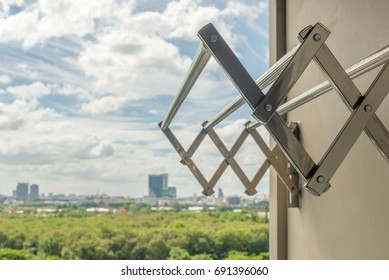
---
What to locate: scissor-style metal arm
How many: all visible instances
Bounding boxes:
[197,23,264,110]
[159,119,301,206]
[198,23,318,183]
[160,22,389,202]
[305,62,389,195]
[196,23,389,196]
[253,24,330,123]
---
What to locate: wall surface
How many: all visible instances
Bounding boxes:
[268,0,288,260]
[271,0,389,259]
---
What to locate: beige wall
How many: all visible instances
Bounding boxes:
[270,0,389,259]
[269,0,288,260]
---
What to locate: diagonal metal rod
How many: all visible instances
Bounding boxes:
[204,44,301,130]
[161,46,211,130]
[306,60,389,195]
[247,44,389,129]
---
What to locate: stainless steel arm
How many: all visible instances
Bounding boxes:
[160,22,389,199]
[204,44,300,130]
[159,23,302,200]
[198,23,317,181]
[247,44,389,129]
[253,23,330,123]
[160,46,211,130]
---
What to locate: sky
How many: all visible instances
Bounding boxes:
[0,0,270,198]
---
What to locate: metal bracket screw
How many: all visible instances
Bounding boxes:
[265,104,273,112]
[313,33,321,41]
[316,175,325,184]
[364,104,372,112]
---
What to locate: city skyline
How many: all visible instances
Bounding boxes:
[0,0,270,198]
[0,172,268,198]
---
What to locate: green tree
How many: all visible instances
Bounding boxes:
[224,250,269,260]
[168,247,191,260]
[0,248,31,260]
[191,253,213,260]
[40,232,64,257]
[0,209,268,260]
[145,235,170,260]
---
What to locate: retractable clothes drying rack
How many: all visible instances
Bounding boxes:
[159,22,389,207]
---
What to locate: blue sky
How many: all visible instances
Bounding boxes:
[0,0,269,197]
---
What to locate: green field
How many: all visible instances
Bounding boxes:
[0,208,268,260]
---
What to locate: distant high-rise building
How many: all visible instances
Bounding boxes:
[16,182,29,201]
[161,186,177,199]
[168,187,177,199]
[218,188,224,198]
[227,196,241,205]
[30,184,39,201]
[148,173,168,198]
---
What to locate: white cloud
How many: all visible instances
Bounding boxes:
[81,95,126,115]
[0,0,24,14]
[0,98,61,130]
[5,81,93,101]
[148,109,158,115]
[16,63,39,79]
[79,31,192,100]
[6,82,51,99]
[0,75,11,84]
[77,0,267,101]
[37,0,117,37]
[0,9,40,48]
[53,84,92,100]
[0,1,266,62]
[156,0,223,41]
[74,135,115,159]
[0,0,269,197]
[0,0,121,48]
[0,0,267,102]
[222,1,267,21]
